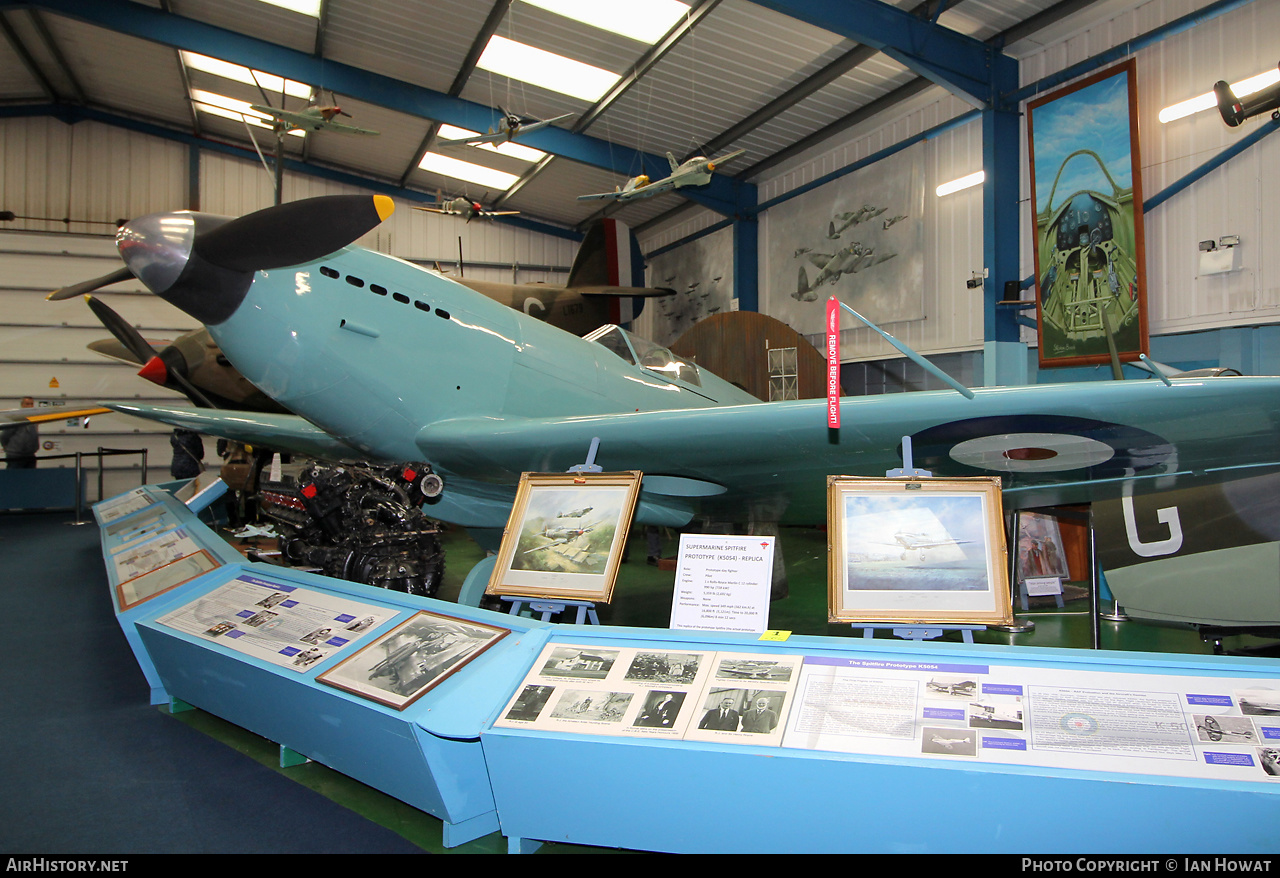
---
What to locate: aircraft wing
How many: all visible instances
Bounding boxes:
[103,403,364,460]
[576,189,627,202]
[416,377,1280,524]
[326,121,380,136]
[440,131,506,147]
[1,405,111,425]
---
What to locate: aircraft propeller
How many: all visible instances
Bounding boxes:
[49,194,393,404]
[83,295,218,409]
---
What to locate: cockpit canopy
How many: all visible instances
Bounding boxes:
[584,324,702,387]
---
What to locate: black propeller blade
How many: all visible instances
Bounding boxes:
[193,194,394,273]
[47,266,134,301]
[84,295,217,409]
[85,295,157,365]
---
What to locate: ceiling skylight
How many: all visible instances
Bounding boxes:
[520,0,690,44]
[477,36,619,102]
[436,124,546,163]
[181,51,313,101]
[256,0,323,16]
[418,153,521,191]
[190,89,304,136]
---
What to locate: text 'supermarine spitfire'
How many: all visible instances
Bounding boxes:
[65,196,1280,628]
[578,149,746,203]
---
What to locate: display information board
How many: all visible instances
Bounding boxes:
[495,643,1280,784]
[95,488,157,525]
[156,573,392,671]
[495,643,802,746]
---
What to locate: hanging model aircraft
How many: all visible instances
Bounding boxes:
[577,149,747,203]
[65,195,1280,628]
[437,109,573,148]
[248,103,380,136]
[413,196,519,222]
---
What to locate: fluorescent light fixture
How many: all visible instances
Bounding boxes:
[436,124,546,163]
[520,0,690,44]
[256,0,323,15]
[190,89,304,136]
[1159,66,1280,123]
[418,153,521,191]
[477,36,619,102]
[936,170,984,197]
[181,51,313,101]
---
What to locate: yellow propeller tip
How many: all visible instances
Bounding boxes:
[374,194,395,222]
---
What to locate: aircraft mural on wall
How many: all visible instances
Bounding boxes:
[578,149,746,203]
[56,195,1280,626]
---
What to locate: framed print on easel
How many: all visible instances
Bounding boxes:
[827,476,1012,626]
[485,471,642,604]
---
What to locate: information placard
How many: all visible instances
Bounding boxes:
[669,535,775,634]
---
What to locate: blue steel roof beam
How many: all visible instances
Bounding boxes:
[749,0,1001,108]
[3,0,744,212]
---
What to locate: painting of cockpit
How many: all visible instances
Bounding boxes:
[1028,59,1148,368]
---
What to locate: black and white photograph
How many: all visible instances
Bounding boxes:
[624,651,702,684]
[504,685,556,723]
[632,691,685,729]
[539,646,620,680]
[715,657,794,683]
[550,689,633,723]
[1238,690,1280,716]
[318,610,509,710]
[967,699,1024,731]
[921,727,978,757]
[1195,715,1257,744]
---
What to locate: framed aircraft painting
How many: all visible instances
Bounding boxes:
[485,471,643,604]
[1027,59,1149,369]
[826,476,1013,626]
[318,610,509,711]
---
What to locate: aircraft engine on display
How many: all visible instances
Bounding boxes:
[258,460,447,597]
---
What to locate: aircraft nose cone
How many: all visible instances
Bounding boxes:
[116,210,250,325]
[116,212,196,297]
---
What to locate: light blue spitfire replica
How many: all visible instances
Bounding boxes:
[99,196,1280,624]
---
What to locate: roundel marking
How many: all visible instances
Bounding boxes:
[908,416,1174,479]
[949,432,1115,473]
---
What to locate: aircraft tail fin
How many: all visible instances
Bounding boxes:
[667,152,680,173]
[566,219,661,324]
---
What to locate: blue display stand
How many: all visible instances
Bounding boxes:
[131,562,553,847]
[94,485,243,704]
[481,626,1280,854]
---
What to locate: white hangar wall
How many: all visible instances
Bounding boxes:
[638,0,1280,381]
[0,116,578,499]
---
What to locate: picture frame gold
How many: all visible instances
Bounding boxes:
[485,471,643,604]
[318,610,509,710]
[827,476,1012,626]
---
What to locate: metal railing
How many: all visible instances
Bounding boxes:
[24,447,150,524]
